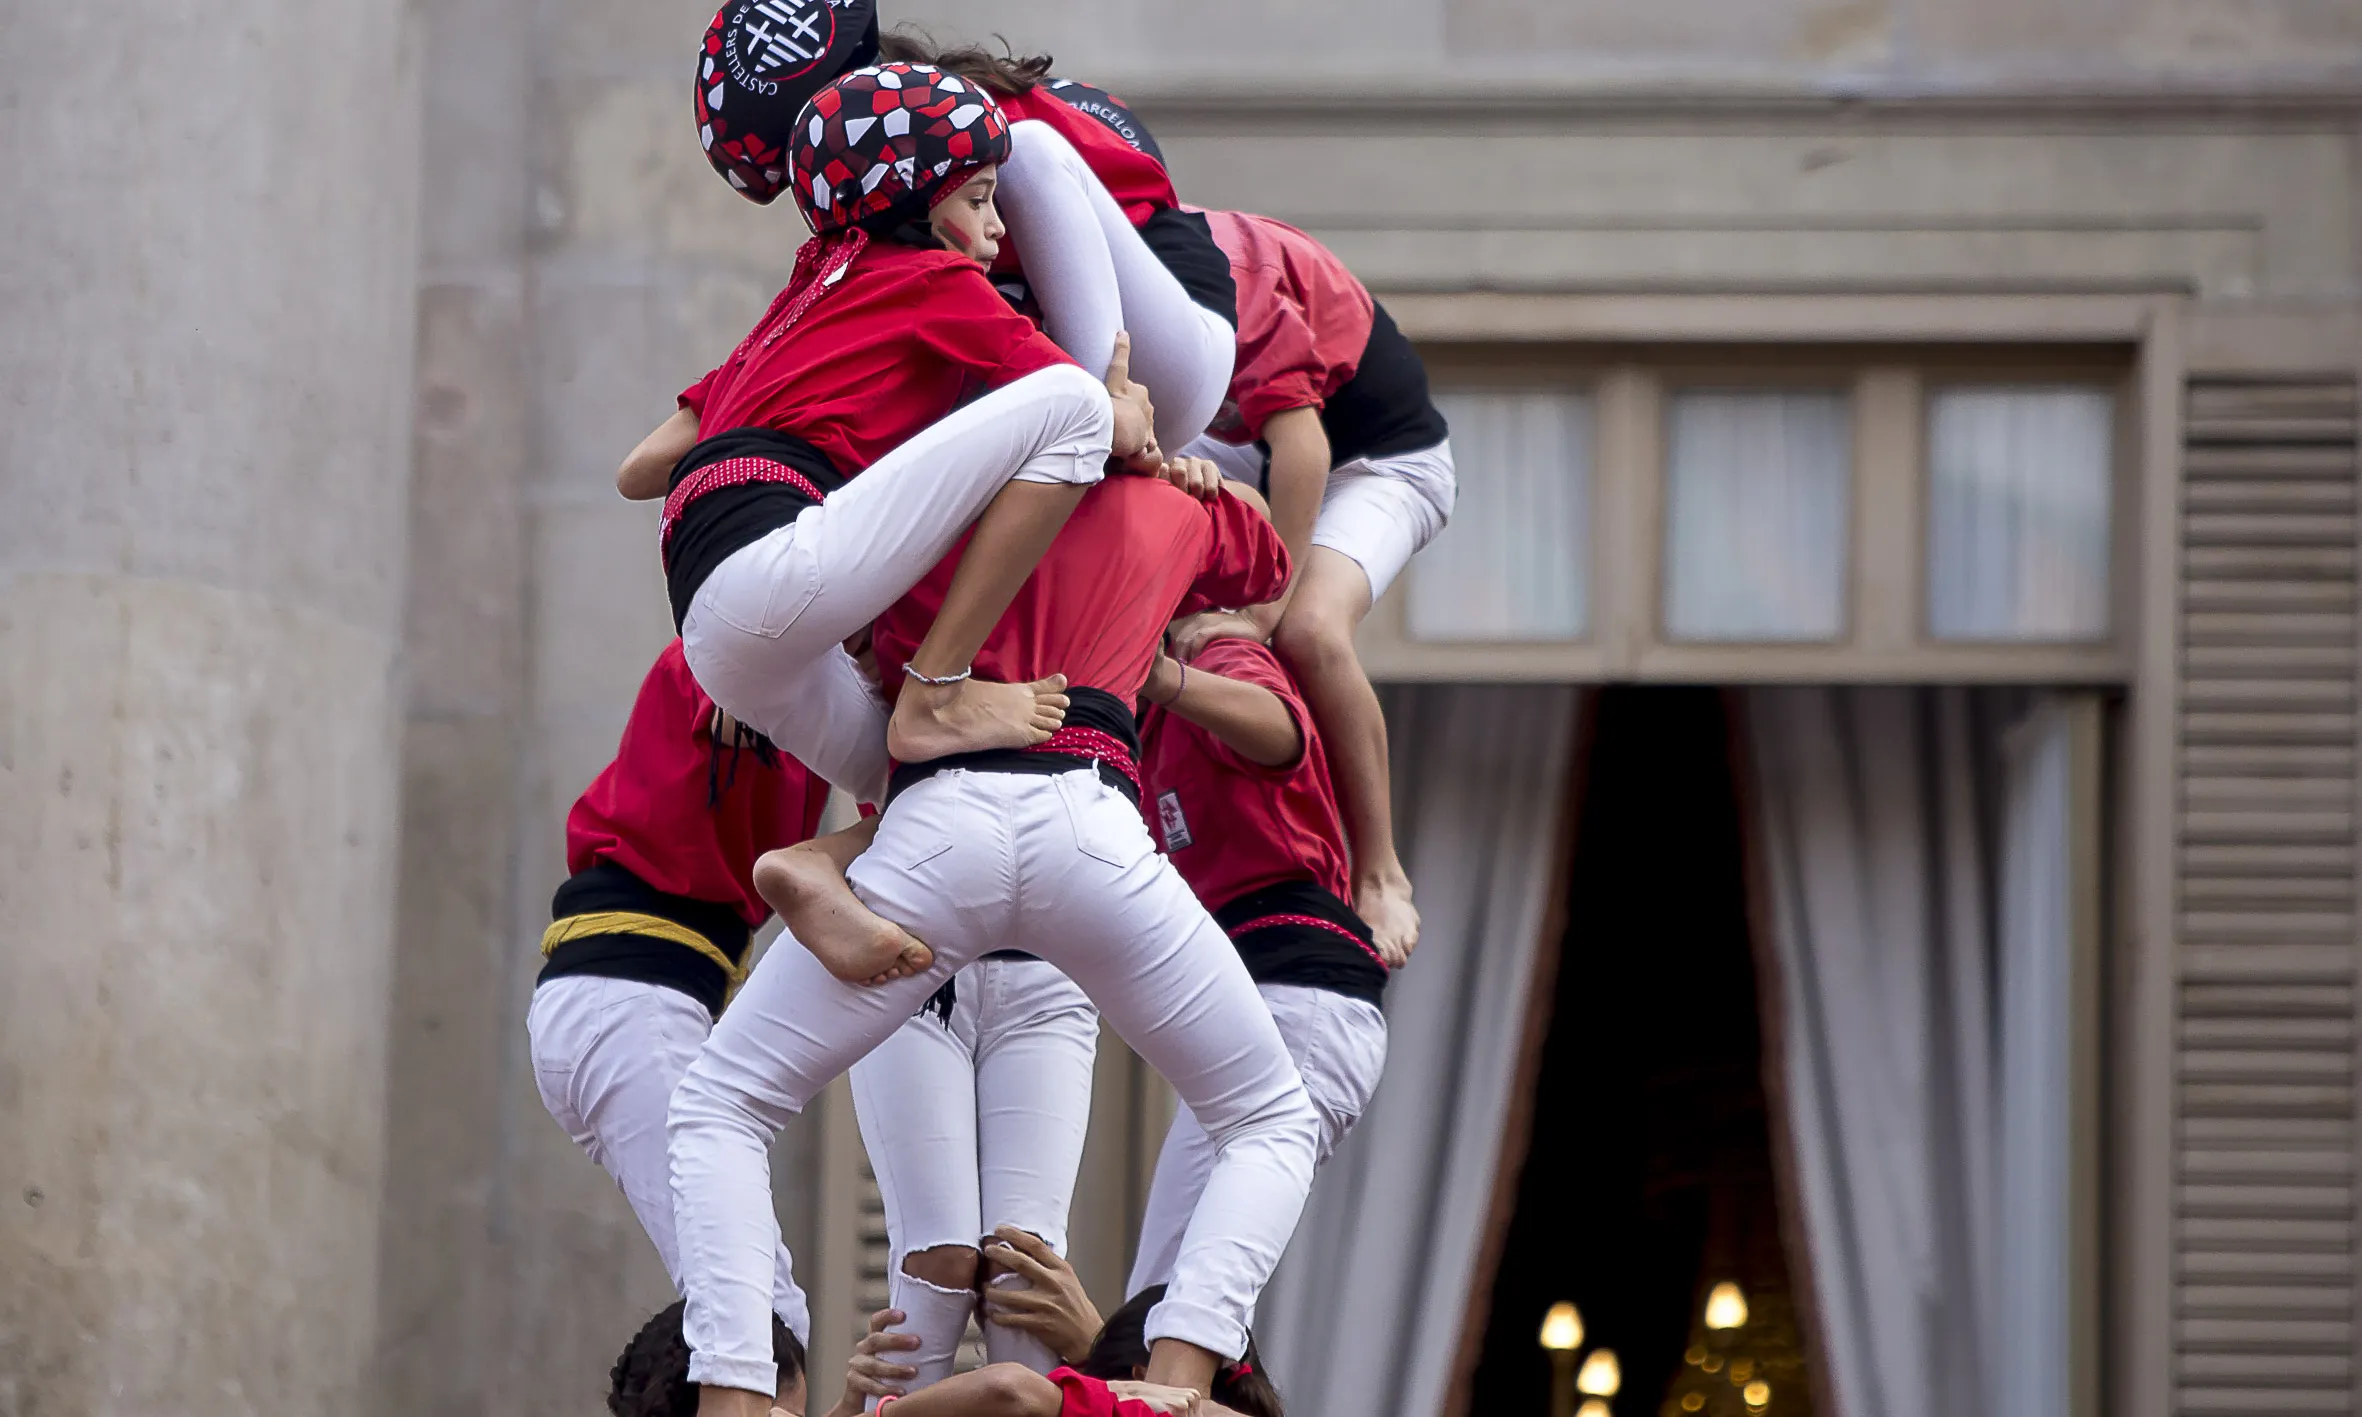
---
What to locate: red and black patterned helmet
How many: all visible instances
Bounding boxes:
[789,63,1011,236]
[695,0,880,204]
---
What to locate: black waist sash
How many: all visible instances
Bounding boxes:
[662,428,847,633]
[536,862,755,1018]
[884,686,1144,810]
[1214,879,1389,1007]
[1323,300,1450,466]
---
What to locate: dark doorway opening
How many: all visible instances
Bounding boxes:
[1468,687,1815,1417]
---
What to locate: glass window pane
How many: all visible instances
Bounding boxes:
[1408,390,1592,641]
[1927,387,2114,641]
[1663,389,1852,642]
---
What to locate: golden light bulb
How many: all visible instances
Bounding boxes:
[1575,1402,1611,1417]
[1539,1301,1583,1351]
[1577,1348,1622,1397]
[1683,1344,1708,1366]
[1704,1281,1749,1330]
[1744,1379,1771,1408]
[1680,1395,1705,1413]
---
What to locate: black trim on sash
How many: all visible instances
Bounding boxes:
[539,934,734,1020]
[664,428,847,632]
[1214,879,1389,1007]
[883,686,1142,809]
[536,863,755,1018]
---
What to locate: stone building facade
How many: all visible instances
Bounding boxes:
[2,0,2358,1413]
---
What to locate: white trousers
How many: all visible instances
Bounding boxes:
[681,363,1112,805]
[526,974,810,1342]
[669,767,1323,1395]
[1177,434,1460,606]
[998,119,1234,453]
[1126,983,1389,1296]
[849,956,1100,1388]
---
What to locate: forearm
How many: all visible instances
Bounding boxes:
[878,1365,1063,1417]
[619,407,699,500]
[1260,408,1329,577]
[1162,666,1301,769]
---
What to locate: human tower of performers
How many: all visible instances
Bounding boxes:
[530,5,1457,1414]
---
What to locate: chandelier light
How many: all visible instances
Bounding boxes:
[1704,1281,1749,1331]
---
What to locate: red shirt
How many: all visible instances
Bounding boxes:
[565,640,831,928]
[870,479,1289,704]
[1199,209,1376,443]
[679,242,1074,475]
[1141,639,1352,908]
[1000,86,1178,226]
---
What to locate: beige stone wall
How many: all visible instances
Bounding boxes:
[905,0,2362,80]
[0,0,422,1409]
[370,0,2362,1413]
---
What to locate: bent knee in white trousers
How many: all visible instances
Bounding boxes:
[1127,984,1389,1296]
[678,363,1111,800]
[999,120,1232,450]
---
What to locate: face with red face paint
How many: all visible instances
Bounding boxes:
[927,165,1003,268]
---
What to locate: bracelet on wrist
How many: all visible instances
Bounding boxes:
[903,663,973,686]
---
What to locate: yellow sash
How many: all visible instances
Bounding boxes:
[539,910,748,996]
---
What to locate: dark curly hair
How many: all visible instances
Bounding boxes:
[876,28,1053,96]
[1078,1286,1285,1417]
[609,1300,806,1417]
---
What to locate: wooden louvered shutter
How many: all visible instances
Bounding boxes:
[2177,376,2360,1416]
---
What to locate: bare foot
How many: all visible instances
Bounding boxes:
[754,843,934,986]
[1356,869,1420,969]
[888,674,1068,764]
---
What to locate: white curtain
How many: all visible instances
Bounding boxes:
[1663,390,1852,642]
[1742,688,2083,1417]
[1409,391,1593,642]
[1926,387,2114,642]
[1256,683,1583,1417]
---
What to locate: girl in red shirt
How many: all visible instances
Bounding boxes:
[671,474,1326,1415]
[691,2,1237,454]
[1126,637,1391,1296]
[526,639,831,1353]
[1174,210,1457,969]
[619,65,1155,886]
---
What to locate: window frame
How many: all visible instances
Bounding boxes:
[1356,335,2141,683]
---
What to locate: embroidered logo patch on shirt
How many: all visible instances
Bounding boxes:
[1157,790,1193,851]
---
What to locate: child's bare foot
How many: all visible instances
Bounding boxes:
[1356,867,1420,969]
[888,674,1068,764]
[754,842,934,986]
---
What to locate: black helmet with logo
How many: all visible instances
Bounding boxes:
[694,0,880,203]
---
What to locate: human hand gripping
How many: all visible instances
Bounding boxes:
[980,1225,1104,1367]
[1160,455,1222,501]
[1105,332,1163,474]
[821,1309,924,1417]
[1105,1381,1203,1415]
